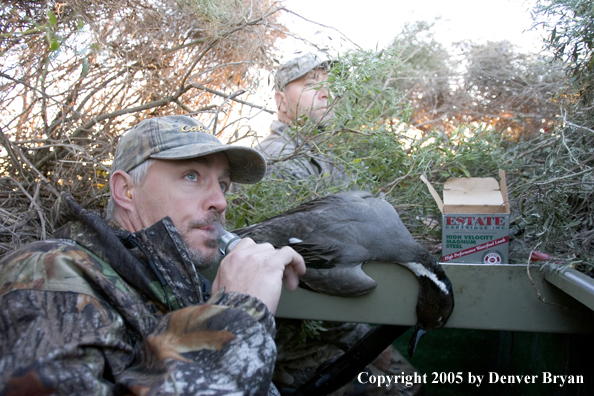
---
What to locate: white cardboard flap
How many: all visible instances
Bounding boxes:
[420,175,444,212]
[444,177,500,192]
[421,171,509,214]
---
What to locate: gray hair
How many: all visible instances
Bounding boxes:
[105,159,155,220]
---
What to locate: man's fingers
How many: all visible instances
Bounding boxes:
[283,265,300,291]
[277,246,305,291]
[214,241,306,310]
[276,246,306,273]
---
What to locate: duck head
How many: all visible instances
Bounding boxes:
[406,256,454,357]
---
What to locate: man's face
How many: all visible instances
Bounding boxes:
[278,69,333,125]
[130,153,231,268]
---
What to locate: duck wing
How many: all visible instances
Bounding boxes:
[299,263,377,297]
[287,240,376,296]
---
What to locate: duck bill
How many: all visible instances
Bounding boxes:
[408,324,427,357]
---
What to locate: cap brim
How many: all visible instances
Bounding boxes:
[150,144,266,184]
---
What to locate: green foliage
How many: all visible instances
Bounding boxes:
[228,18,587,267]
[298,320,327,344]
[534,0,594,104]
[328,48,412,127]
[226,178,331,229]
[524,0,594,268]
[506,122,594,265]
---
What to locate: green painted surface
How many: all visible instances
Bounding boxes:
[392,328,593,396]
[272,263,594,333]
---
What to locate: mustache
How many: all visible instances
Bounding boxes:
[188,212,226,229]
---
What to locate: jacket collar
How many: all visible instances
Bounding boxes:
[131,216,209,308]
[270,120,290,137]
[269,120,310,149]
[53,192,209,311]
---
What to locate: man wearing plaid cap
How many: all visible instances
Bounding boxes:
[0,115,305,395]
[256,56,424,396]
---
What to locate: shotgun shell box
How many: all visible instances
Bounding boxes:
[421,170,510,264]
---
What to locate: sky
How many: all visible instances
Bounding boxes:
[276,0,545,59]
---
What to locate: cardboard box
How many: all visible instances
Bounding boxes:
[421,170,510,264]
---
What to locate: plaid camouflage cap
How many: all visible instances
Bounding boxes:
[112,115,266,184]
[274,53,334,91]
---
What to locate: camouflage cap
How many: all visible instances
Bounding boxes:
[112,115,266,184]
[274,53,334,91]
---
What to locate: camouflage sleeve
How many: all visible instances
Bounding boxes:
[118,289,278,395]
[207,288,276,337]
[120,295,279,395]
[0,288,132,395]
[0,247,279,395]
[0,288,279,395]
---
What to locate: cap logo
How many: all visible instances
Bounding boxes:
[181,124,208,133]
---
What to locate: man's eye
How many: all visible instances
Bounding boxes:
[220,182,229,193]
[185,172,197,181]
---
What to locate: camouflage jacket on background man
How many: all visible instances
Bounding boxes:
[256,120,348,182]
[0,193,279,395]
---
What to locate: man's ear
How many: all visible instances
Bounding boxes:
[275,90,290,122]
[110,170,135,212]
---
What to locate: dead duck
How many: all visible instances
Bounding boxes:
[233,190,454,356]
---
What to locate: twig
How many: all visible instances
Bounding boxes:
[282,8,360,49]
[180,6,285,88]
[0,127,21,177]
[566,153,594,174]
[526,243,568,310]
[192,84,274,114]
[338,128,372,136]
[382,159,417,195]
[510,139,556,161]
[1,128,60,198]
[564,119,594,135]
[35,84,195,169]
[534,166,593,185]
[7,177,47,241]
[31,182,46,240]
[527,243,546,303]
[189,61,252,81]
[0,71,51,99]
[560,123,579,165]
[163,37,210,54]
[209,89,245,135]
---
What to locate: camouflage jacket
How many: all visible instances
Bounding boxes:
[0,193,279,396]
[255,121,348,182]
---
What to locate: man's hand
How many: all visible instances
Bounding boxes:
[211,238,306,314]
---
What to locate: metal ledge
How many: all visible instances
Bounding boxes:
[202,262,594,334]
[542,263,594,311]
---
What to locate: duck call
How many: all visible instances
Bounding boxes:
[212,222,241,255]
